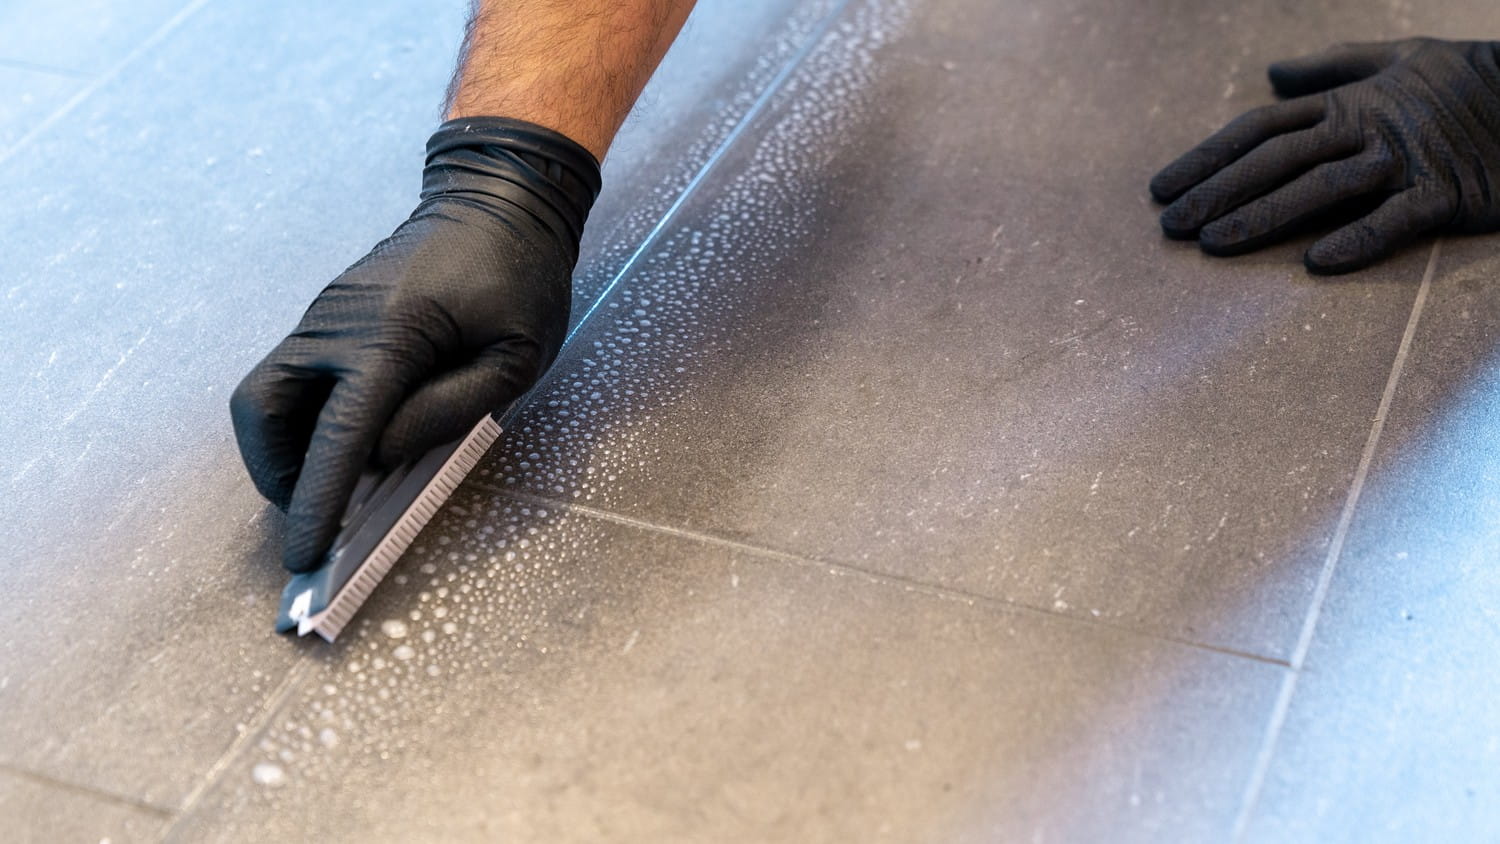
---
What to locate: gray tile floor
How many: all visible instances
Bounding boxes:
[2,0,1497,842]
[0,66,82,151]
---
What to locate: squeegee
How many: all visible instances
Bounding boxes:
[274,414,504,641]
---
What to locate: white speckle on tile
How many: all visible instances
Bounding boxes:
[238,0,914,793]
[251,762,285,787]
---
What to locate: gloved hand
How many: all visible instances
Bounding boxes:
[1150,38,1500,273]
[231,117,600,572]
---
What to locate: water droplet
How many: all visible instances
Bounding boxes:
[252,762,285,787]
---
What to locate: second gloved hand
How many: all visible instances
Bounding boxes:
[1151,38,1500,273]
[231,117,601,572]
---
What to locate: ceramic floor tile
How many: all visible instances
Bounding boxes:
[575,0,838,311]
[0,768,168,844]
[1241,238,1500,843]
[0,0,474,808]
[474,0,1500,660]
[169,487,1282,844]
[0,0,833,811]
[10,0,1499,837]
[0,66,83,152]
[0,0,189,75]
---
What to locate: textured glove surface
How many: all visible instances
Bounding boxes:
[232,117,600,572]
[1150,38,1500,273]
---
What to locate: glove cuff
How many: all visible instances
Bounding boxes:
[422,117,604,261]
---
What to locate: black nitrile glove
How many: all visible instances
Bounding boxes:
[231,117,600,572]
[1151,38,1500,273]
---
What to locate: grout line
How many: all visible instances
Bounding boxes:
[0,761,174,818]
[1230,240,1441,841]
[0,0,213,169]
[162,659,315,839]
[558,0,851,347]
[9,0,275,833]
[81,4,846,836]
[501,0,856,430]
[472,482,1293,669]
[0,57,96,80]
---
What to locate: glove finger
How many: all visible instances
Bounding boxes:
[1304,185,1456,274]
[282,368,413,572]
[1199,147,1397,256]
[375,341,541,468]
[229,355,336,510]
[1268,41,1404,98]
[1160,123,1358,239]
[1150,96,1325,203]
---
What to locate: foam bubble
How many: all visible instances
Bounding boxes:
[236,0,912,794]
[251,762,285,787]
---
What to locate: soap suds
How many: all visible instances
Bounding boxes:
[481,0,913,510]
[251,762,285,788]
[241,0,912,795]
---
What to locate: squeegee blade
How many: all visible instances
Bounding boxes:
[274,414,505,641]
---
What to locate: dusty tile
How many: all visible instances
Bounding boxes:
[1241,238,1500,842]
[0,768,167,844]
[170,488,1282,843]
[0,0,833,810]
[0,66,82,152]
[0,0,189,75]
[0,0,476,808]
[478,0,1500,660]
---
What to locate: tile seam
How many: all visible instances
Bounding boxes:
[139,4,853,836]
[1229,239,1441,842]
[500,0,858,429]
[0,0,213,168]
[160,659,316,840]
[144,2,858,835]
[0,57,96,80]
[0,761,174,818]
[469,480,1294,669]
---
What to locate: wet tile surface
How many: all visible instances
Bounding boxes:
[1242,239,1500,842]
[170,488,1282,843]
[5,0,1500,838]
[0,769,167,844]
[0,0,839,815]
[576,0,836,312]
[476,0,1500,660]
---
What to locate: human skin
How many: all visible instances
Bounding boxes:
[231,0,701,574]
[444,0,700,160]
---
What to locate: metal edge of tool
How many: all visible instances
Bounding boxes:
[276,414,505,642]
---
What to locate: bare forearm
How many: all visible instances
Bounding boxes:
[444,0,698,159]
